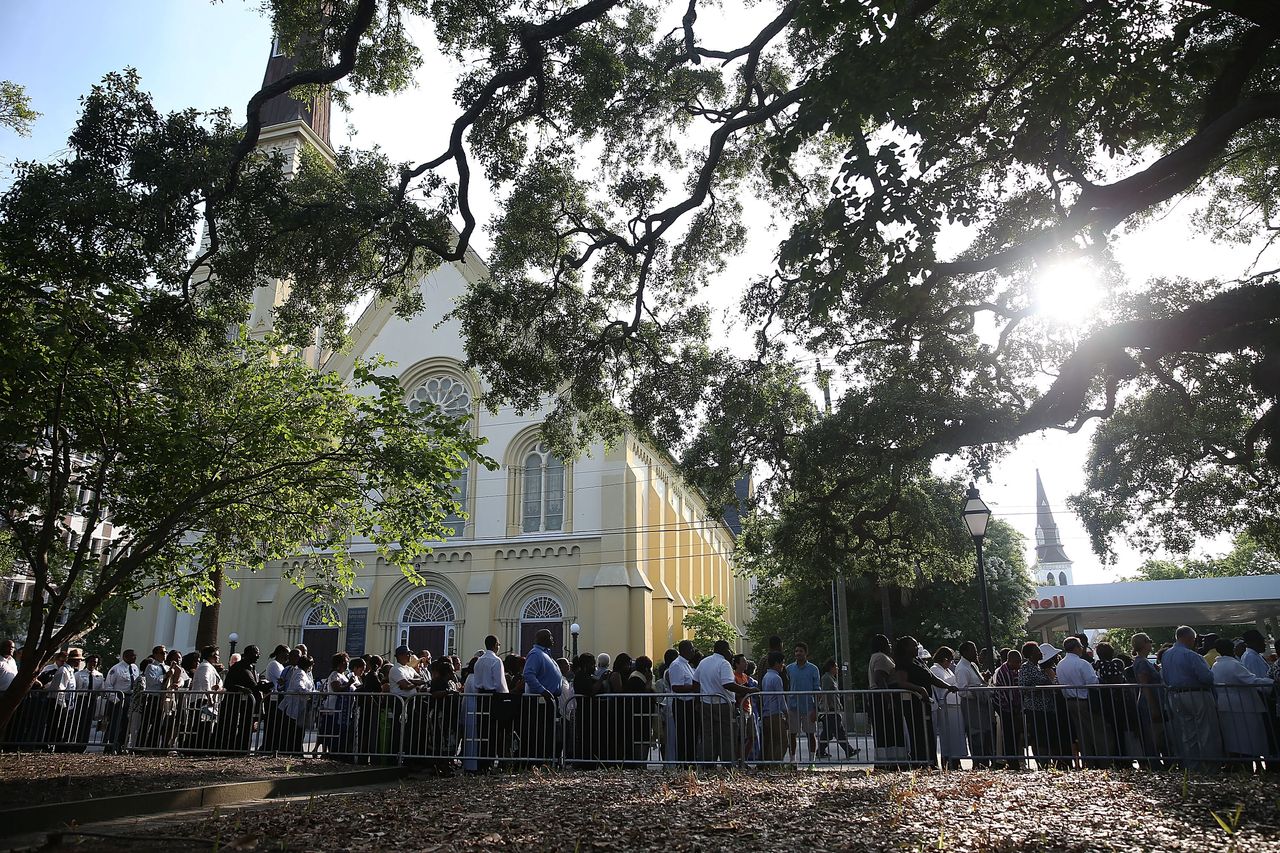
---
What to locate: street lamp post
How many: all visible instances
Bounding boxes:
[962,483,995,671]
[228,632,239,658]
[570,623,580,659]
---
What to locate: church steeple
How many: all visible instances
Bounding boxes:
[259,37,332,149]
[1034,470,1073,585]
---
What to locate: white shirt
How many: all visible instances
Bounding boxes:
[929,663,960,705]
[667,655,696,700]
[265,659,285,692]
[388,663,420,697]
[46,663,76,707]
[1241,648,1271,680]
[75,668,103,691]
[325,670,351,710]
[281,668,314,721]
[1055,652,1098,699]
[1212,656,1273,713]
[192,660,223,694]
[954,658,986,693]
[471,650,509,693]
[694,653,735,703]
[0,654,17,691]
[104,660,138,696]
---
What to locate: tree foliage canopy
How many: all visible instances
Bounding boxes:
[191,0,1280,563]
[0,63,490,720]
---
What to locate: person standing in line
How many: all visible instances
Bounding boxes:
[71,654,105,751]
[279,655,315,755]
[45,650,78,750]
[468,635,507,768]
[1239,629,1278,759]
[667,640,700,764]
[0,640,17,693]
[1056,637,1108,766]
[991,649,1023,767]
[785,643,821,763]
[954,642,994,767]
[816,658,855,759]
[1210,637,1273,764]
[867,634,906,765]
[929,647,967,769]
[1129,633,1165,762]
[190,646,223,750]
[696,639,755,765]
[1162,626,1223,770]
[522,628,563,765]
[101,649,138,753]
[260,644,291,752]
[759,651,788,763]
[136,645,168,749]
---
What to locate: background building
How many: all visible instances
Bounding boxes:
[121,46,748,673]
[1034,470,1074,587]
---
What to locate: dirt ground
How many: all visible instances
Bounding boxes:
[8,758,1280,852]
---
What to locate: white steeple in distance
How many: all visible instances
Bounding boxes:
[1034,470,1074,587]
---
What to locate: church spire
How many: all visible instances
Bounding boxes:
[1034,469,1071,565]
[259,37,332,149]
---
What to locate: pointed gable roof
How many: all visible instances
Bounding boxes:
[259,39,332,148]
[1035,469,1071,565]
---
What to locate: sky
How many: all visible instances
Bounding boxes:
[1,1,1258,584]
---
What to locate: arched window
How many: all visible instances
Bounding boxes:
[1046,573,1056,586]
[522,442,565,533]
[519,595,565,656]
[1058,571,1067,586]
[301,606,340,679]
[398,590,458,658]
[408,375,474,537]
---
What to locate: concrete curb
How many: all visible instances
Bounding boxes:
[0,765,411,838]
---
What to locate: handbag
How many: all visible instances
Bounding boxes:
[199,703,219,723]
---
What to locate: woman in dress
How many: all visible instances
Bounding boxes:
[1129,633,1165,762]
[929,647,968,769]
[1210,638,1274,765]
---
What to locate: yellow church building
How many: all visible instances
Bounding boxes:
[121,45,749,670]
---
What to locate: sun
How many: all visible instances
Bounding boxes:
[1034,260,1104,326]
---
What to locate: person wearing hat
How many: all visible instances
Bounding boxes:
[44,650,78,749]
[1018,641,1068,767]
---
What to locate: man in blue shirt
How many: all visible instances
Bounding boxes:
[785,642,822,762]
[522,629,562,764]
[1162,626,1222,768]
[759,651,788,762]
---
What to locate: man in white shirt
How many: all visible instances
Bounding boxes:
[470,635,509,765]
[102,649,139,752]
[0,640,17,692]
[1056,637,1108,764]
[45,650,77,749]
[954,642,995,766]
[695,639,756,765]
[667,640,699,764]
[192,646,224,694]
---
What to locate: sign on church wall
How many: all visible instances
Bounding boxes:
[345,606,368,656]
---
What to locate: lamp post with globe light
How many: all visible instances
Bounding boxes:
[570,623,580,659]
[228,631,239,658]
[962,484,995,670]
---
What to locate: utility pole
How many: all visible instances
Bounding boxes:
[816,359,850,689]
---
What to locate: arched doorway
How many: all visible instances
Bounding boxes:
[519,594,565,657]
[398,590,458,659]
[301,606,340,679]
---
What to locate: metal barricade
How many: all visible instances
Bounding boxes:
[3,679,1274,772]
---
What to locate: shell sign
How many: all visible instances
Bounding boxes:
[1028,595,1067,610]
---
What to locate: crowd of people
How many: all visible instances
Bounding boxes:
[871,626,1279,770]
[0,623,1276,771]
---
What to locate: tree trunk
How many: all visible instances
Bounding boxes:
[879,582,893,638]
[193,566,223,652]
